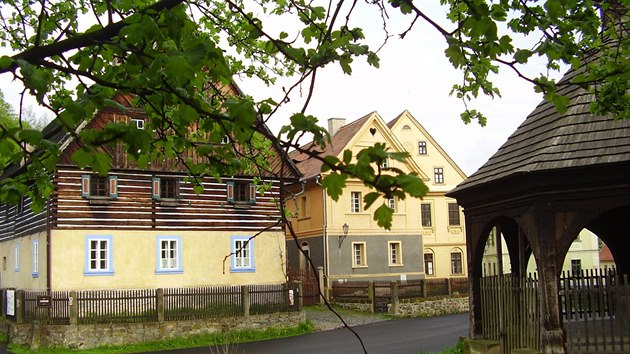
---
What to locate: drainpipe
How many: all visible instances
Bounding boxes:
[46,190,52,291]
[315,175,329,292]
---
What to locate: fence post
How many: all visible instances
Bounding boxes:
[421,279,427,298]
[0,289,5,318]
[156,288,164,322]
[447,278,452,296]
[241,285,250,317]
[15,290,24,324]
[69,290,77,325]
[317,266,325,304]
[368,281,375,313]
[293,281,303,311]
[390,281,398,315]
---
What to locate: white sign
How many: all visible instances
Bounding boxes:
[6,290,14,316]
[289,289,294,306]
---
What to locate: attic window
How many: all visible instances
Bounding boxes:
[131,118,145,130]
[226,181,256,205]
[402,125,411,130]
[152,177,180,200]
[82,174,118,202]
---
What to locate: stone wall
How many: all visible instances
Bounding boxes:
[396,296,469,317]
[336,296,469,317]
[4,312,305,350]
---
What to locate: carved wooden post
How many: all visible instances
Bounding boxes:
[15,290,24,324]
[293,281,303,311]
[317,266,325,304]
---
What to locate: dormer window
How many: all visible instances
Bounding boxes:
[226,181,256,205]
[131,118,145,130]
[152,177,179,200]
[221,135,230,144]
[81,174,118,203]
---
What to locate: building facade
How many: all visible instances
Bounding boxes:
[0,89,299,291]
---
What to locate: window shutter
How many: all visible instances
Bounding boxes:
[152,177,161,199]
[81,175,91,197]
[108,176,118,198]
[248,182,256,205]
[226,182,234,202]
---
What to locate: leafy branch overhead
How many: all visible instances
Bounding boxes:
[0,0,627,226]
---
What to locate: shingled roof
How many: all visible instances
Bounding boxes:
[289,112,373,180]
[449,67,630,196]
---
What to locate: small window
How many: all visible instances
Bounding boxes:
[418,141,427,155]
[32,240,39,278]
[351,192,361,213]
[421,203,432,227]
[14,243,20,272]
[387,198,396,212]
[156,236,182,273]
[231,236,254,272]
[131,118,145,129]
[85,235,113,275]
[424,252,434,275]
[381,158,389,169]
[299,196,308,218]
[434,167,444,184]
[152,177,179,200]
[448,203,461,226]
[451,251,463,274]
[571,259,582,274]
[226,181,256,204]
[221,135,230,144]
[352,242,366,267]
[388,241,402,266]
[82,174,118,198]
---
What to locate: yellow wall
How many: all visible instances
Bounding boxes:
[286,183,324,239]
[50,229,286,290]
[0,231,48,290]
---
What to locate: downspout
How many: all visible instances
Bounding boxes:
[46,186,52,291]
[315,175,329,291]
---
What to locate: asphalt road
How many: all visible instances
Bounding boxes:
[155,313,468,354]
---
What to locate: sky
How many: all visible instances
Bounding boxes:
[0,1,565,176]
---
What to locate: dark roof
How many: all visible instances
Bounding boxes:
[289,112,374,179]
[449,67,630,196]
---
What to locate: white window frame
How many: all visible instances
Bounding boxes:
[231,236,255,272]
[434,167,444,184]
[32,240,39,278]
[418,141,427,155]
[84,235,114,275]
[451,250,463,275]
[424,251,435,275]
[156,236,183,273]
[388,241,403,266]
[351,192,362,213]
[131,118,145,129]
[352,242,367,267]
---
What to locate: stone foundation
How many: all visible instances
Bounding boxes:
[4,311,305,350]
[396,296,469,317]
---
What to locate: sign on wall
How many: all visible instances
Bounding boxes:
[6,289,14,316]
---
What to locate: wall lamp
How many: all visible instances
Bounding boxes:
[338,223,350,248]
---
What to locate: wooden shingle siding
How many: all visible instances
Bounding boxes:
[0,197,47,241]
[53,168,283,231]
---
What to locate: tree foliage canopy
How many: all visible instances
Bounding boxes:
[0,0,628,226]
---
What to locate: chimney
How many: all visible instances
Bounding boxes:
[328,118,346,137]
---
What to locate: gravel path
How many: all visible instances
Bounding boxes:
[304,306,391,331]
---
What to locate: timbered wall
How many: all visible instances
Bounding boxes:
[0,198,47,241]
[53,167,283,231]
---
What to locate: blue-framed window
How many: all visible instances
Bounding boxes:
[32,240,39,278]
[14,243,19,272]
[84,235,114,276]
[156,236,183,274]
[230,236,255,272]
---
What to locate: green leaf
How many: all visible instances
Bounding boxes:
[320,173,347,201]
[374,204,393,230]
[363,192,380,210]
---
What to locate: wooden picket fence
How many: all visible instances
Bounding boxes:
[559,269,630,353]
[480,274,540,353]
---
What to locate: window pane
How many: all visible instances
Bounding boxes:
[448,203,460,226]
[421,203,432,227]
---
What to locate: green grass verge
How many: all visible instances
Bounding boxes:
[7,321,315,354]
